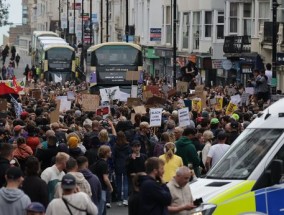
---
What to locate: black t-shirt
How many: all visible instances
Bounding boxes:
[90,159,109,190]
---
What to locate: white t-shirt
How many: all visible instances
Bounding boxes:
[207,143,230,167]
[265,70,272,86]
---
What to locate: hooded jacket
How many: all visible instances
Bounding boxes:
[0,188,31,215]
[81,168,102,207]
[113,144,131,175]
[175,136,200,174]
[55,172,92,198]
[139,175,172,215]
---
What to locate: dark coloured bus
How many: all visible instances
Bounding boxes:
[86,42,143,93]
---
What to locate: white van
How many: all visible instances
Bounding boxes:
[190,98,284,215]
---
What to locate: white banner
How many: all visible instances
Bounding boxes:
[131,85,138,98]
[56,96,71,112]
[150,108,163,127]
[178,108,190,127]
[100,86,121,102]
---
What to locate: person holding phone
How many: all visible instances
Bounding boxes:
[138,157,172,215]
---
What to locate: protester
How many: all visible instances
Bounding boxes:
[138,157,172,215]
[159,142,183,183]
[46,174,98,215]
[22,156,49,208]
[206,131,230,170]
[26,202,46,215]
[15,54,20,68]
[167,166,196,215]
[41,152,70,202]
[0,167,31,215]
[0,143,14,188]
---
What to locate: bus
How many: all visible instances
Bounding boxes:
[39,44,76,83]
[86,42,143,93]
[31,31,59,64]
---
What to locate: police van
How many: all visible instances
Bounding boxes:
[190,98,284,215]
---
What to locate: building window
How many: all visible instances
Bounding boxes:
[243,3,252,35]
[182,12,189,49]
[166,5,172,44]
[259,1,270,28]
[205,11,212,38]
[193,11,201,49]
[217,11,224,39]
[229,3,238,33]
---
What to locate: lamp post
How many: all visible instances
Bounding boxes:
[272,0,280,94]
[172,0,177,88]
[59,0,61,34]
[100,0,103,43]
[125,0,129,42]
[90,0,93,45]
[81,0,84,45]
[73,0,76,45]
[106,0,109,42]
[66,0,69,43]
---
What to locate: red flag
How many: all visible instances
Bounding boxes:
[0,83,18,95]
[12,76,23,93]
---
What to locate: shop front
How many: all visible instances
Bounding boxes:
[142,46,160,77]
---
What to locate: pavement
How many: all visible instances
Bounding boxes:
[106,203,128,215]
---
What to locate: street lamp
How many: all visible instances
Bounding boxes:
[272,0,280,94]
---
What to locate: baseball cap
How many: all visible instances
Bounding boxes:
[231,121,238,129]
[26,202,45,213]
[14,125,23,132]
[61,174,76,189]
[231,113,240,121]
[210,118,219,125]
[6,167,23,180]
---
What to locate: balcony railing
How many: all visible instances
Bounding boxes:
[223,35,251,53]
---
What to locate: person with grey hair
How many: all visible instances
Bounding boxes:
[167,166,196,215]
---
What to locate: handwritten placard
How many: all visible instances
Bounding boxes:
[178,107,190,127]
[82,94,100,111]
[149,108,163,127]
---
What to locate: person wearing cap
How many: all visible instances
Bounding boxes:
[133,122,153,157]
[210,118,222,138]
[8,125,24,145]
[41,152,70,202]
[0,167,31,215]
[205,132,230,170]
[227,121,239,145]
[26,202,45,215]
[46,174,98,215]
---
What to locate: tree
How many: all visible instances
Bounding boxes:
[0,0,9,27]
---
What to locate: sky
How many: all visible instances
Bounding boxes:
[0,0,22,45]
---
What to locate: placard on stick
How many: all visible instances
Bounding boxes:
[126,71,140,81]
[176,81,188,93]
[82,94,100,111]
[50,100,61,123]
[133,106,147,114]
[127,98,143,107]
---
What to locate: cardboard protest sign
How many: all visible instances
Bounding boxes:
[96,106,110,118]
[176,81,188,93]
[142,91,153,102]
[56,96,71,112]
[131,85,138,98]
[126,71,140,81]
[50,100,61,123]
[245,87,254,95]
[0,99,7,111]
[230,94,241,105]
[226,101,238,116]
[133,106,147,114]
[100,86,121,102]
[81,94,100,111]
[178,108,190,127]
[192,98,202,113]
[149,108,163,127]
[146,86,160,95]
[215,96,223,111]
[127,98,143,107]
[195,85,204,95]
[241,93,250,106]
[146,96,167,106]
[31,89,42,100]
[118,91,130,102]
[167,89,176,98]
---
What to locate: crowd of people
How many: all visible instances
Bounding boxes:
[1,45,21,81]
[0,73,270,215]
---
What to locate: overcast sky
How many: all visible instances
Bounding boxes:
[0,0,22,45]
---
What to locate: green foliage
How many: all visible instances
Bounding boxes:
[0,0,9,27]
